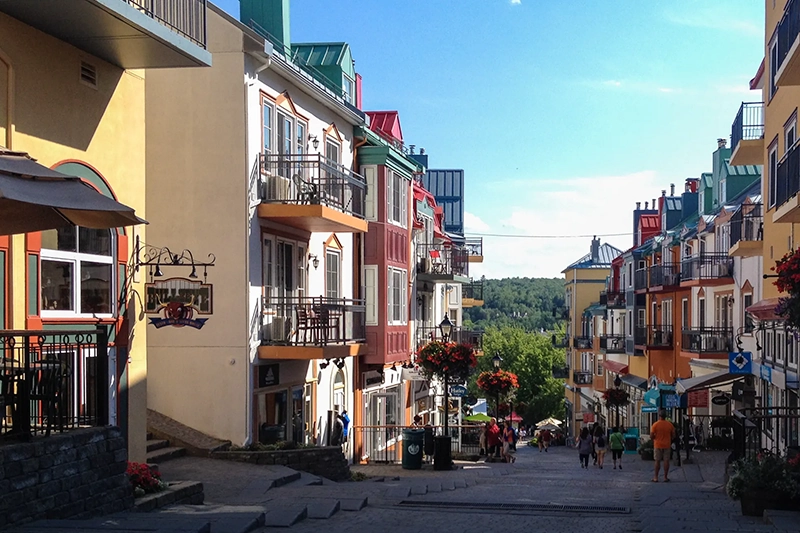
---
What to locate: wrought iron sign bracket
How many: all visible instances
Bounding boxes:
[133,235,216,282]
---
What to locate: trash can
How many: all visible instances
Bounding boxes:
[433,435,453,471]
[402,428,425,470]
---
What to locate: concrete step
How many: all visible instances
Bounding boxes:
[146,431,154,440]
[17,515,211,532]
[280,471,322,488]
[147,438,171,453]
[147,446,188,464]
[262,504,307,528]
[304,499,340,519]
[158,504,268,533]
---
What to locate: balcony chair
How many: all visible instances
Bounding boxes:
[317,307,341,345]
[292,173,319,205]
[429,250,446,274]
[295,307,318,345]
[28,359,70,437]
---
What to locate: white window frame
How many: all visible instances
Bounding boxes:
[364,265,378,326]
[387,170,408,228]
[769,141,779,208]
[770,37,779,101]
[785,116,797,156]
[40,229,115,318]
[262,98,274,155]
[343,75,354,105]
[325,249,341,300]
[387,267,407,325]
[326,138,341,164]
[361,165,377,221]
[776,329,786,366]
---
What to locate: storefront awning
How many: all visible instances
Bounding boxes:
[746,297,783,322]
[620,373,647,389]
[644,388,660,406]
[675,371,742,394]
[603,360,629,374]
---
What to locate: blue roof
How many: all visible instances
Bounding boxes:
[562,242,623,272]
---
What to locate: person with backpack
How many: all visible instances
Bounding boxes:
[609,426,625,469]
[501,420,517,463]
[594,425,607,469]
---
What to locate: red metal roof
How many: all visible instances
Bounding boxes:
[750,58,765,90]
[639,214,660,244]
[747,297,782,321]
[366,111,403,144]
[603,360,629,374]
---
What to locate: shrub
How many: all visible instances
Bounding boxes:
[727,454,799,500]
[126,462,166,496]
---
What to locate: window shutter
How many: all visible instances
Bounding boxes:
[364,265,377,325]
[363,166,377,221]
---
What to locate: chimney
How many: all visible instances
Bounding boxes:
[645,201,649,210]
[670,183,675,196]
[717,138,727,149]
[591,236,600,262]
[662,190,666,197]
[652,198,656,207]
[241,0,291,50]
[636,202,641,210]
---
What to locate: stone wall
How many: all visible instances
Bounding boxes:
[212,446,350,481]
[0,427,133,529]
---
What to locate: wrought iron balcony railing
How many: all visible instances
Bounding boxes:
[647,325,674,348]
[125,0,208,48]
[777,0,800,82]
[681,327,734,355]
[680,253,733,281]
[573,336,592,349]
[729,204,763,246]
[0,328,110,440]
[634,327,647,346]
[601,291,625,309]
[415,326,483,350]
[777,141,800,209]
[600,335,625,353]
[730,102,764,155]
[634,268,648,291]
[462,279,484,301]
[464,237,483,258]
[552,366,570,379]
[573,371,594,385]
[416,244,469,279]
[648,263,680,288]
[262,296,366,346]
[259,154,367,219]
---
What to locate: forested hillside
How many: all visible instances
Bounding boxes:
[463,277,565,332]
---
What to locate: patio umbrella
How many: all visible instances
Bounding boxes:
[507,412,524,422]
[536,417,562,427]
[537,423,560,432]
[464,413,491,422]
[0,150,145,235]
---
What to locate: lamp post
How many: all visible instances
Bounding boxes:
[435,314,454,471]
[614,374,622,429]
[492,352,503,420]
[439,314,454,435]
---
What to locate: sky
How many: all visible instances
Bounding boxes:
[215,0,765,279]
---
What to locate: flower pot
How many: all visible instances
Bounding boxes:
[739,492,796,517]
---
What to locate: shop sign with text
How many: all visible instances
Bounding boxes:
[145,278,213,329]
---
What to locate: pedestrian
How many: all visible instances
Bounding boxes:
[609,426,625,470]
[479,423,487,456]
[575,427,593,469]
[487,417,501,460]
[541,427,552,452]
[537,430,544,452]
[502,421,517,463]
[591,423,598,465]
[594,425,607,469]
[651,409,676,482]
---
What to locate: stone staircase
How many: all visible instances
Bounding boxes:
[147,431,188,465]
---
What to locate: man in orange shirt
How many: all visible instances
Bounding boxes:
[651,409,676,482]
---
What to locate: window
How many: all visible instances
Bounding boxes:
[387,267,407,324]
[326,139,340,164]
[777,329,786,366]
[627,263,632,286]
[262,99,273,155]
[296,121,307,155]
[362,165,377,221]
[699,298,706,328]
[364,265,378,325]
[769,141,778,208]
[770,37,779,100]
[387,170,408,228]
[343,76,354,104]
[743,293,754,333]
[325,250,341,300]
[682,298,689,330]
[41,226,114,316]
[786,116,797,155]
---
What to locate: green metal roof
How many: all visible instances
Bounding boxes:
[584,303,606,316]
[724,161,762,177]
[291,42,355,78]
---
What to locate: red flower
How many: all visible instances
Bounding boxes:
[477,370,519,395]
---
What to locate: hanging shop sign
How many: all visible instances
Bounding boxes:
[687,389,709,408]
[258,364,280,388]
[449,385,468,398]
[145,278,213,329]
[641,405,658,413]
[582,412,595,424]
[711,394,730,406]
[729,352,752,375]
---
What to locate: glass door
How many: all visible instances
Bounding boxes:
[291,386,304,443]
[366,391,399,462]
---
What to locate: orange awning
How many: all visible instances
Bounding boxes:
[603,360,629,374]
[747,297,783,321]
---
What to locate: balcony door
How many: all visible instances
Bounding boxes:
[263,236,307,342]
[714,294,732,331]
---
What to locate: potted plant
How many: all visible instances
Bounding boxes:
[727,454,800,517]
[417,341,477,383]
[638,438,654,461]
[476,369,519,397]
[772,248,800,328]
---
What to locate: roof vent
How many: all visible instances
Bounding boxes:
[80,61,97,89]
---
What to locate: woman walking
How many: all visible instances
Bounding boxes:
[593,425,607,469]
[502,421,517,463]
[575,427,593,469]
[609,426,625,469]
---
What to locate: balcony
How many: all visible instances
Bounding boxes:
[730,102,764,166]
[680,253,733,285]
[600,335,625,354]
[634,268,648,292]
[461,279,484,307]
[0,0,210,68]
[634,327,647,347]
[259,296,368,360]
[573,336,592,350]
[776,0,800,87]
[774,143,800,223]
[729,204,763,257]
[681,327,734,358]
[573,371,593,386]
[648,264,680,291]
[465,237,483,263]
[601,291,625,309]
[552,366,570,379]
[257,154,368,233]
[416,244,469,284]
[415,326,483,352]
[646,325,673,349]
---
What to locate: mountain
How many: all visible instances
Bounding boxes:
[463,277,565,332]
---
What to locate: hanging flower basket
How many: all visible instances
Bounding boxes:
[773,249,800,329]
[602,387,630,407]
[416,341,477,382]
[476,369,519,396]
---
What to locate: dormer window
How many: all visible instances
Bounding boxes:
[343,75,354,104]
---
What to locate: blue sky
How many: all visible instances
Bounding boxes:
[215,0,765,279]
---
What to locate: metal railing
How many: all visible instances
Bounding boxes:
[601,291,625,309]
[681,327,734,355]
[732,407,800,462]
[573,371,593,385]
[124,0,207,48]
[462,279,484,301]
[730,102,764,155]
[415,326,483,351]
[647,325,674,348]
[261,296,366,346]
[680,253,733,281]
[600,335,625,353]
[0,329,109,439]
[464,237,483,258]
[649,263,680,288]
[552,366,570,379]
[634,268,648,291]
[415,244,469,278]
[634,327,647,346]
[353,425,485,464]
[777,142,800,209]
[573,336,592,349]
[729,204,763,247]
[777,0,800,82]
[259,154,367,219]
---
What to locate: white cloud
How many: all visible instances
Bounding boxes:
[511,0,521,4]
[464,211,490,232]
[664,10,760,38]
[468,171,666,280]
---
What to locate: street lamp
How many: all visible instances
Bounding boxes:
[492,352,503,420]
[439,315,455,435]
[439,314,454,342]
[614,374,622,429]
